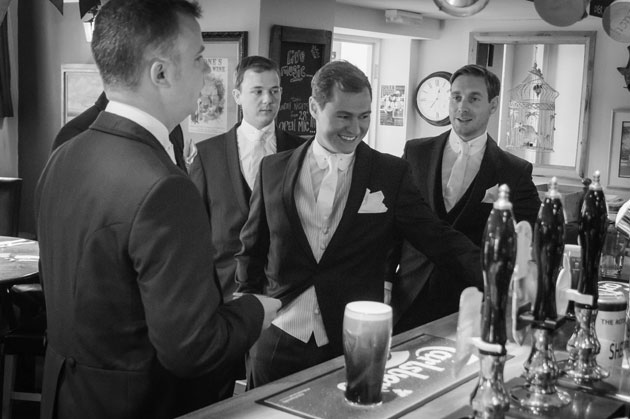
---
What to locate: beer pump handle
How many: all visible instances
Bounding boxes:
[577,171,607,306]
[532,177,564,323]
[480,185,517,351]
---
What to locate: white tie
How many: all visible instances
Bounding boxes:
[247,132,267,189]
[317,155,338,220]
[445,142,470,212]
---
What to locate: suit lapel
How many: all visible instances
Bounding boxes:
[424,132,450,212]
[224,124,250,213]
[319,142,372,266]
[453,136,500,226]
[282,140,318,265]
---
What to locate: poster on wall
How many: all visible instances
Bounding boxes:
[379,85,406,127]
[189,57,229,136]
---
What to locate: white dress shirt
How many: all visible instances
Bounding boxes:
[272,140,355,346]
[105,101,176,165]
[442,131,487,210]
[237,120,277,189]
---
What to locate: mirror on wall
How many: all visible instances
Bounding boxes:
[469,31,596,180]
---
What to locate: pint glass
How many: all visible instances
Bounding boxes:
[343,301,392,406]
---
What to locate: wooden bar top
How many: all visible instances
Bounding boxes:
[180,314,536,419]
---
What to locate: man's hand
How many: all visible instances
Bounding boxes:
[251,295,282,329]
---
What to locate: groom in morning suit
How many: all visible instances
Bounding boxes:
[190,55,303,301]
[35,1,280,418]
[236,60,484,388]
[393,64,541,334]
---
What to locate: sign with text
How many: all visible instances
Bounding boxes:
[270,25,331,138]
[262,334,480,419]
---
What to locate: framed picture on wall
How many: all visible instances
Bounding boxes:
[187,31,247,141]
[61,64,103,125]
[607,109,630,189]
[269,25,332,138]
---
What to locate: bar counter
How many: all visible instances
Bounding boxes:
[180,314,536,418]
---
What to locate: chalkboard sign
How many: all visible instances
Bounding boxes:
[270,25,332,138]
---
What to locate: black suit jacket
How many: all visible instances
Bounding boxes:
[189,124,304,300]
[236,139,482,354]
[393,131,541,329]
[35,112,264,419]
[52,92,187,171]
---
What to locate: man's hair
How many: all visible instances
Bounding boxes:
[311,60,372,106]
[450,64,501,101]
[91,0,201,89]
[234,56,280,90]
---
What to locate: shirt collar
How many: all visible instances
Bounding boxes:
[312,139,355,172]
[105,101,172,158]
[448,130,487,156]
[240,119,275,143]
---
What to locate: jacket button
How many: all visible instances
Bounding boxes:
[67,357,76,369]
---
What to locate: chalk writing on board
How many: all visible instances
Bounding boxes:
[276,42,322,137]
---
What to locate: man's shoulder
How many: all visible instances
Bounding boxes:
[491,141,532,171]
[405,132,447,151]
[195,128,234,152]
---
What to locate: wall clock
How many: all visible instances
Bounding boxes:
[414,71,452,127]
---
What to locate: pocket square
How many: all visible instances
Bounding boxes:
[358,189,388,213]
[481,184,500,204]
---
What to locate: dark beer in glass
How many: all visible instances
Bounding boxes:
[343,301,392,406]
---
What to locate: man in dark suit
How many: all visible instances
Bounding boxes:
[35,1,280,418]
[393,64,541,334]
[52,92,194,172]
[236,60,483,388]
[190,55,303,301]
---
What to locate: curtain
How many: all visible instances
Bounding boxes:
[0,12,13,118]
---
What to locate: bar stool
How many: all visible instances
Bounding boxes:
[0,283,46,419]
[0,178,21,237]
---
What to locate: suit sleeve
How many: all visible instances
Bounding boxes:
[394,164,483,290]
[128,175,263,378]
[235,162,270,295]
[511,162,541,229]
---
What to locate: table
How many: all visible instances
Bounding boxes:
[0,236,39,286]
[0,236,40,328]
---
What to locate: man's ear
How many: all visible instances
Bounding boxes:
[149,59,171,88]
[489,96,499,115]
[232,88,241,106]
[309,96,319,119]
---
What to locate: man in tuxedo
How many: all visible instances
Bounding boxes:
[393,64,540,334]
[52,91,196,172]
[190,55,303,300]
[35,1,280,418]
[236,60,483,388]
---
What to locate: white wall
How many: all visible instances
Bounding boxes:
[0,1,17,177]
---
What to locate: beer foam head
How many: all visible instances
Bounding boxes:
[345,301,392,320]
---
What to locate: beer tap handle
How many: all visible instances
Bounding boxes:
[577,171,607,306]
[480,184,517,350]
[532,177,564,324]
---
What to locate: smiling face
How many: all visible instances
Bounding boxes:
[309,86,371,154]
[233,69,282,130]
[449,74,498,142]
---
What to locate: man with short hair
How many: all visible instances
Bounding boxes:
[190,55,303,300]
[393,64,540,333]
[236,60,482,388]
[35,1,280,418]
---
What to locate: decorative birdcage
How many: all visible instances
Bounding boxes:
[505,63,559,152]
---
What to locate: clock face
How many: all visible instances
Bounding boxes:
[415,72,452,126]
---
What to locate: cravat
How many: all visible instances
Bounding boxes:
[247,131,268,189]
[444,141,470,212]
[317,155,339,220]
